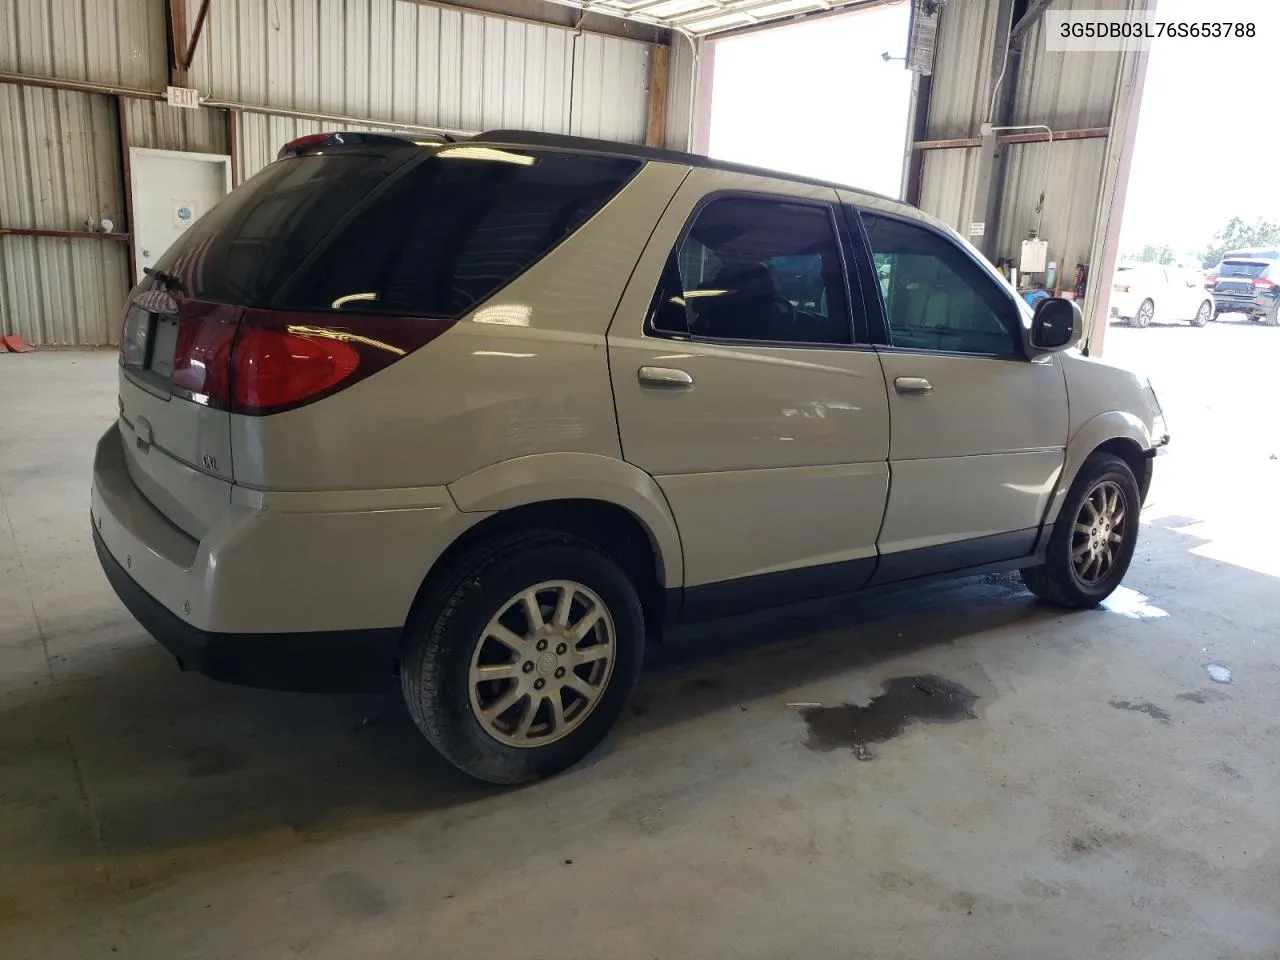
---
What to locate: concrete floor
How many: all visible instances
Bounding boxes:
[1,323,1277,959]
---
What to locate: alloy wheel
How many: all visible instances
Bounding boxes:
[1071,480,1128,585]
[467,580,616,748]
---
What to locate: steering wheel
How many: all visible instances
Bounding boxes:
[774,296,797,322]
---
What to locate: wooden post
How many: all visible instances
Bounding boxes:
[117,95,137,287]
[645,45,670,149]
[167,0,190,87]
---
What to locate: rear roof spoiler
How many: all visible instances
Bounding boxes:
[276,130,456,160]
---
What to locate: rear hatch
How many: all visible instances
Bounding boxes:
[115,134,644,537]
[1209,259,1271,298]
[115,140,414,540]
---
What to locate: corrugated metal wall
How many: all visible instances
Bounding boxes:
[1013,0,1129,129]
[924,0,1004,140]
[0,0,166,88]
[124,97,229,154]
[3,0,658,344]
[189,0,650,143]
[0,83,129,344]
[917,0,1139,274]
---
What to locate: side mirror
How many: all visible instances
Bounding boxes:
[1028,297,1082,353]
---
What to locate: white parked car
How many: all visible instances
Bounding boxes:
[1109,262,1214,328]
[92,131,1169,783]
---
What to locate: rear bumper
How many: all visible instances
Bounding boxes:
[1212,295,1266,314]
[91,422,482,689]
[94,525,398,691]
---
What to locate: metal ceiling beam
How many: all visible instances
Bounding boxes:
[183,0,212,71]
[1009,0,1054,44]
[401,0,672,44]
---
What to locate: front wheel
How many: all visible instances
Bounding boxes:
[1133,299,1154,328]
[1021,453,1141,607]
[1191,300,1211,327]
[401,531,644,784]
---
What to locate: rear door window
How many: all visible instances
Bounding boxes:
[649,196,854,345]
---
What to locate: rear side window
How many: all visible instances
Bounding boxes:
[283,149,640,318]
[649,196,853,345]
[154,147,639,318]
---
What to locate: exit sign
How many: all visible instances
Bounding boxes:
[166,86,199,109]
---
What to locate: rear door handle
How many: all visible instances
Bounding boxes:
[894,376,933,395]
[638,366,694,388]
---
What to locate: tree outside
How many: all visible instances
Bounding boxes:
[1201,217,1280,267]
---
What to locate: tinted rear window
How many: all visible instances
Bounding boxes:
[154,147,640,318]
[1220,261,1269,278]
[281,149,639,318]
[154,152,402,305]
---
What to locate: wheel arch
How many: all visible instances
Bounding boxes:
[407,454,685,640]
[1044,413,1154,526]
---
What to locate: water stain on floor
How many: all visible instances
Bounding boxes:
[1108,699,1171,723]
[800,675,979,760]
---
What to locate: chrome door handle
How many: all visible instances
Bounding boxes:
[894,376,933,395]
[638,366,694,388]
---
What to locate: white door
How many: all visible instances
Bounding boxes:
[129,149,232,285]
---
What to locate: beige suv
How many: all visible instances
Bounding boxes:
[92,131,1168,783]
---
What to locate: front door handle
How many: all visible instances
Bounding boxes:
[638,366,694,388]
[894,376,933,395]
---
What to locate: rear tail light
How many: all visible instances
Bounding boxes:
[232,327,360,412]
[1253,278,1275,289]
[167,304,455,415]
[1204,275,1218,287]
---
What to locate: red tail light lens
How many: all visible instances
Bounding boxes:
[1204,275,1218,286]
[172,310,237,401]
[1253,278,1274,289]
[232,328,360,413]
[163,301,454,416]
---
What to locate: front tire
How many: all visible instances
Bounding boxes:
[1021,453,1141,607]
[1191,300,1211,327]
[401,531,644,784]
[1133,299,1154,328]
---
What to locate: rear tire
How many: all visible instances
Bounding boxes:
[1191,300,1211,327]
[1267,302,1280,327]
[1133,299,1154,328]
[1020,453,1141,608]
[401,530,644,784]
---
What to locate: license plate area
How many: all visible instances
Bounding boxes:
[121,305,180,396]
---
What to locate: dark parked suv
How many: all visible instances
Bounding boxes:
[1205,258,1280,324]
